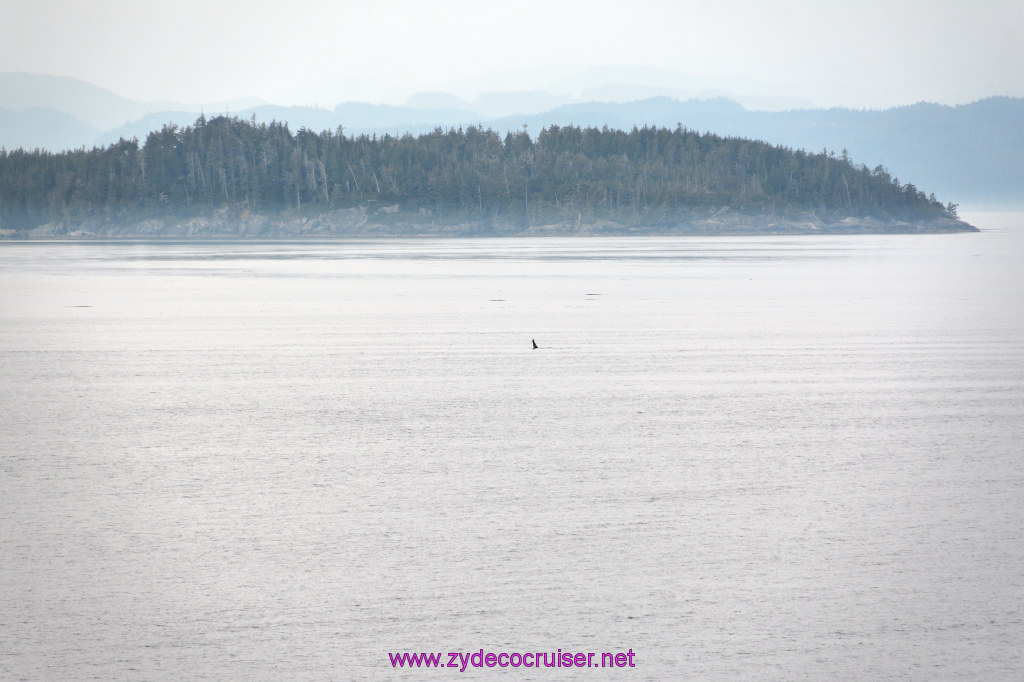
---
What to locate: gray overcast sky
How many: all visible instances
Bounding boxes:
[1,0,1021,108]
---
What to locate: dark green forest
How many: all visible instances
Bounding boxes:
[0,114,961,235]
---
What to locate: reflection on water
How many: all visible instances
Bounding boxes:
[0,235,892,264]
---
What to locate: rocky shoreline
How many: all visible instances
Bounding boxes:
[8,206,978,239]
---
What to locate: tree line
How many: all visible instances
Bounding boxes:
[0,115,958,232]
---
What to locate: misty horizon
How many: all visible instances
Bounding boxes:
[1,63,1018,116]
[2,0,1021,110]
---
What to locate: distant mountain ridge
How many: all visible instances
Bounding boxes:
[1,73,1021,208]
[0,72,265,132]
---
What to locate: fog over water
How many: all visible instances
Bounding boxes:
[1,213,1022,679]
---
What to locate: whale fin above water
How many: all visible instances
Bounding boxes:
[532,339,538,349]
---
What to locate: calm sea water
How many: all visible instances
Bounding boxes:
[2,214,1023,680]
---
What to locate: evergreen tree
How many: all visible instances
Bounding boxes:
[0,115,958,235]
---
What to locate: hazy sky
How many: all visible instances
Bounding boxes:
[2,0,1021,108]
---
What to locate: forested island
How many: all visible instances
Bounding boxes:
[0,115,975,237]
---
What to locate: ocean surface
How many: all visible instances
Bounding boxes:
[2,213,1022,680]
